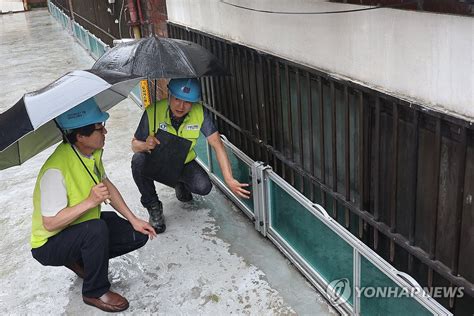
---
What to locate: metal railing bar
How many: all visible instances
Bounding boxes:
[242,49,254,158]
[249,51,261,160]
[307,73,315,201]
[452,127,467,275]
[319,77,326,207]
[235,47,248,153]
[374,97,381,250]
[344,86,351,229]
[331,82,338,219]
[275,61,285,179]
[257,54,270,163]
[296,69,304,193]
[390,102,399,262]
[266,58,278,171]
[429,118,442,260]
[219,41,231,137]
[358,91,365,240]
[229,46,242,148]
[284,64,295,186]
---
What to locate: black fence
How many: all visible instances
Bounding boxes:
[50,0,130,46]
[168,22,474,313]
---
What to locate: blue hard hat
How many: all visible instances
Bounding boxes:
[168,78,201,103]
[56,98,109,130]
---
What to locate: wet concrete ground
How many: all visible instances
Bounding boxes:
[0,9,336,315]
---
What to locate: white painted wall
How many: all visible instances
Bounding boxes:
[0,0,24,13]
[167,0,474,122]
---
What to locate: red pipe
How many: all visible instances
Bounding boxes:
[127,0,140,26]
[136,0,145,26]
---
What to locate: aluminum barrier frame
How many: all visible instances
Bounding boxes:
[264,170,449,315]
[201,135,256,222]
[197,133,451,315]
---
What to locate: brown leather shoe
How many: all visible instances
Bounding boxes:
[83,291,129,312]
[65,262,85,279]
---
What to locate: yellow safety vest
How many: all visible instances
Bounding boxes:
[146,99,204,164]
[31,143,105,248]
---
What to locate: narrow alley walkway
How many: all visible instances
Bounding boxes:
[0,9,335,315]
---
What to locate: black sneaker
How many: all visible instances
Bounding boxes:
[175,182,193,202]
[146,201,166,234]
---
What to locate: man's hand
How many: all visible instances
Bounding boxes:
[131,218,157,240]
[225,178,251,199]
[87,183,111,207]
[145,135,160,152]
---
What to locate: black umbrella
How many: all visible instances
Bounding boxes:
[91,36,229,78]
[0,69,143,170]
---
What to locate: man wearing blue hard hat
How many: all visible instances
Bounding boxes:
[131,78,250,234]
[30,99,156,313]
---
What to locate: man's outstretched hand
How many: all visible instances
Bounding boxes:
[225,178,251,199]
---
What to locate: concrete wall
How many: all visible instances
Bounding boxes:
[0,0,25,13]
[166,0,474,122]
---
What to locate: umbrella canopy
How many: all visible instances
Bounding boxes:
[0,69,143,170]
[91,36,229,78]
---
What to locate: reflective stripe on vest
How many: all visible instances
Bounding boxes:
[146,99,204,164]
[31,143,105,248]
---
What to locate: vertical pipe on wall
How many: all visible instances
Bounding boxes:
[127,0,141,38]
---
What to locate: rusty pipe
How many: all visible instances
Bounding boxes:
[127,0,141,38]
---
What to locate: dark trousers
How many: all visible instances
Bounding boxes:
[131,152,212,207]
[31,212,148,298]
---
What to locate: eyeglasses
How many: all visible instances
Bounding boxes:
[94,122,106,133]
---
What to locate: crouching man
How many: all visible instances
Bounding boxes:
[30,100,156,312]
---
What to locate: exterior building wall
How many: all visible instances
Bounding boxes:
[166,0,474,122]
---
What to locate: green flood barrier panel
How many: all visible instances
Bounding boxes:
[360,256,432,315]
[194,133,209,168]
[209,145,254,213]
[268,178,354,306]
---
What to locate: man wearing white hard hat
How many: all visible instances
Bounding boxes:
[30,99,156,313]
